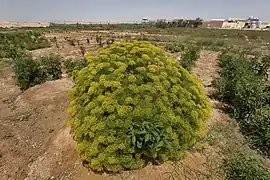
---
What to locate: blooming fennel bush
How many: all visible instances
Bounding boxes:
[68,41,211,172]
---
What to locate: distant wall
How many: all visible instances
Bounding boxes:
[0,22,50,28]
[202,21,223,28]
[261,23,270,29]
[56,21,142,25]
[222,21,245,29]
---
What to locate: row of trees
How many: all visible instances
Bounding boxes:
[152,18,203,28]
[49,18,203,29]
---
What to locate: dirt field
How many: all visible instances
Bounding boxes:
[0,37,230,179]
[8,27,270,180]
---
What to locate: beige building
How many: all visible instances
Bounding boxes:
[222,18,246,29]
[202,18,246,29]
[261,23,270,29]
[202,20,224,28]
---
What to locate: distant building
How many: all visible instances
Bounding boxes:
[142,18,149,23]
[201,17,265,30]
[222,18,246,29]
[261,22,270,29]
[202,19,224,28]
[245,16,261,29]
[0,21,50,28]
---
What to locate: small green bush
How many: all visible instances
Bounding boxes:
[166,41,201,70]
[181,44,201,70]
[224,151,270,180]
[13,54,62,90]
[166,41,185,53]
[68,40,211,172]
[39,55,62,81]
[13,54,44,90]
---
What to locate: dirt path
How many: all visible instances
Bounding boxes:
[1,50,227,180]
[0,71,77,180]
[192,51,229,125]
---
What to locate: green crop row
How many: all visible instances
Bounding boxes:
[0,31,50,58]
[216,50,270,156]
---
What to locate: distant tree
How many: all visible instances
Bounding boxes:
[155,19,168,29]
[193,17,203,28]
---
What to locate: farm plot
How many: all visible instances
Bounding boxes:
[0,28,269,180]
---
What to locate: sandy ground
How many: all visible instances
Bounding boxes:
[0,49,229,180]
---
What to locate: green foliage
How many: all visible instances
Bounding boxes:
[196,38,227,51]
[13,54,44,90]
[68,40,211,172]
[166,41,201,70]
[128,121,174,162]
[0,31,50,61]
[39,55,62,81]
[0,45,26,59]
[181,44,201,70]
[63,58,88,78]
[216,51,270,156]
[0,31,50,53]
[196,38,225,47]
[166,41,185,53]
[224,150,270,180]
[155,18,203,28]
[13,54,62,90]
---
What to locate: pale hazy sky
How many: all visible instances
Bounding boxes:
[1,0,270,22]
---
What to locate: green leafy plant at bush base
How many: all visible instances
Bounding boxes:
[67,40,212,172]
[128,121,174,163]
[216,51,270,156]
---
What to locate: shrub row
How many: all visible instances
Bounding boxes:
[0,31,50,58]
[216,51,270,156]
[224,150,270,180]
[12,53,88,90]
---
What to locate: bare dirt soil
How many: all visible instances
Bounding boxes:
[0,34,228,180]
